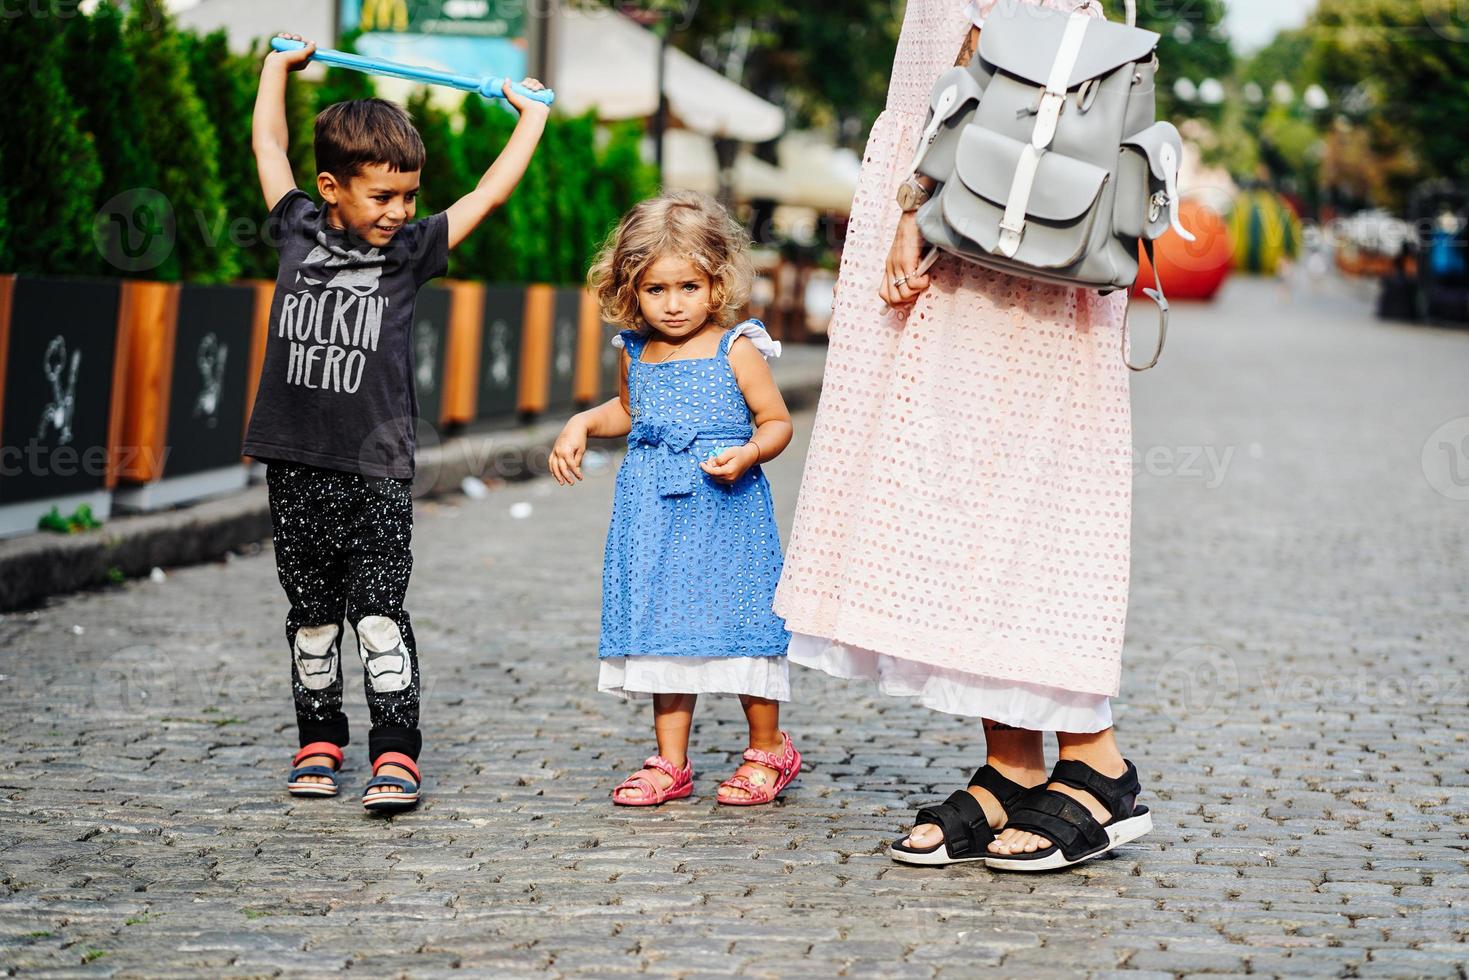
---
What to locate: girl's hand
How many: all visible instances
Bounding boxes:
[879,212,931,308]
[267,33,316,72]
[700,443,759,484]
[549,418,589,485]
[503,77,551,117]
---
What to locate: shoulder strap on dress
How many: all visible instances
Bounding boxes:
[720,319,782,359]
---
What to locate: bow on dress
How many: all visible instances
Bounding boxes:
[628,420,753,496]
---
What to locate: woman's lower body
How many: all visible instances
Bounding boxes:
[772,102,1147,868]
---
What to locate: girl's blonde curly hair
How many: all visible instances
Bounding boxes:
[588,191,754,332]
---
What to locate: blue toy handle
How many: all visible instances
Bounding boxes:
[269,36,555,106]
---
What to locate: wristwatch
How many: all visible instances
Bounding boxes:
[895,177,931,212]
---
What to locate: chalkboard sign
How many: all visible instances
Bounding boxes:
[162,285,253,478]
[477,286,524,424]
[546,288,580,413]
[0,277,122,505]
[411,285,452,436]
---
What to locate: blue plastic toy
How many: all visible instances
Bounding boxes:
[269,37,555,106]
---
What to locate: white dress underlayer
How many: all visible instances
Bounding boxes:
[788,633,1113,733]
[597,656,791,701]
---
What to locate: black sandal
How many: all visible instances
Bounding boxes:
[889,765,1035,866]
[984,759,1152,871]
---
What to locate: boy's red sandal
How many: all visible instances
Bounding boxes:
[287,741,344,797]
[362,751,421,813]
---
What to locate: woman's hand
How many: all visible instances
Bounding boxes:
[700,443,760,484]
[266,33,316,72]
[880,212,932,308]
[549,417,589,485]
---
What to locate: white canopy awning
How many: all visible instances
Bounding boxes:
[552,8,784,143]
[775,134,862,212]
[661,130,786,199]
[662,130,860,213]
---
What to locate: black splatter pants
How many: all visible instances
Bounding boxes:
[266,462,421,763]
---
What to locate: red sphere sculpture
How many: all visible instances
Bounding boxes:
[1132,198,1232,301]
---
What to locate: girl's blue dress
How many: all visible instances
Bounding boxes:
[599,321,791,665]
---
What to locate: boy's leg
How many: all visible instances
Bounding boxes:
[343,475,421,774]
[267,463,352,757]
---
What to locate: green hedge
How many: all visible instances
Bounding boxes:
[0,2,657,286]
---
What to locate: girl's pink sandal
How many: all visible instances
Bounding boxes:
[717,731,802,806]
[612,754,693,806]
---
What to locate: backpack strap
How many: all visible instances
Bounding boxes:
[1123,238,1167,372]
[997,11,1092,258]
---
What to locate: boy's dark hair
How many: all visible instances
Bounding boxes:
[314,99,426,182]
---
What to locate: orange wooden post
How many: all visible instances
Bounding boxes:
[116,281,180,484]
[441,280,486,426]
[573,286,604,404]
[242,280,274,444]
[104,281,135,489]
[517,284,554,415]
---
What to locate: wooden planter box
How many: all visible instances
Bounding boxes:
[113,281,257,512]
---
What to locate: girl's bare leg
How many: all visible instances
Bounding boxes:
[614,693,696,802]
[716,696,785,802]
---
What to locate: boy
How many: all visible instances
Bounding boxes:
[244,34,548,812]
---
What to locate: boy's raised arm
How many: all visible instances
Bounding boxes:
[252,34,316,212]
[445,82,551,250]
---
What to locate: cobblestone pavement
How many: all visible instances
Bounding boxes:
[2,276,1466,978]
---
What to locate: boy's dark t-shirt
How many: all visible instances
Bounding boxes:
[243,189,449,479]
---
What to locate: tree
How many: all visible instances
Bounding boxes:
[1138,0,1234,123]
[315,30,377,112]
[184,30,274,278]
[124,0,235,282]
[594,119,659,249]
[61,0,158,276]
[455,95,519,281]
[407,88,472,218]
[1308,0,1469,189]
[648,0,900,141]
[544,112,600,283]
[0,142,9,272]
[0,2,102,275]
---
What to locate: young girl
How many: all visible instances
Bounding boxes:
[549,191,800,806]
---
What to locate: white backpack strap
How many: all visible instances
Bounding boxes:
[909,84,960,174]
[997,11,1090,258]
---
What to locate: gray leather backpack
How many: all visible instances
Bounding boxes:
[910,0,1194,370]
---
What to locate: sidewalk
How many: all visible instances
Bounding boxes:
[0,343,828,611]
[1,276,1466,976]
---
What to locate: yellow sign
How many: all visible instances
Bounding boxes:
[360,0,408,33]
